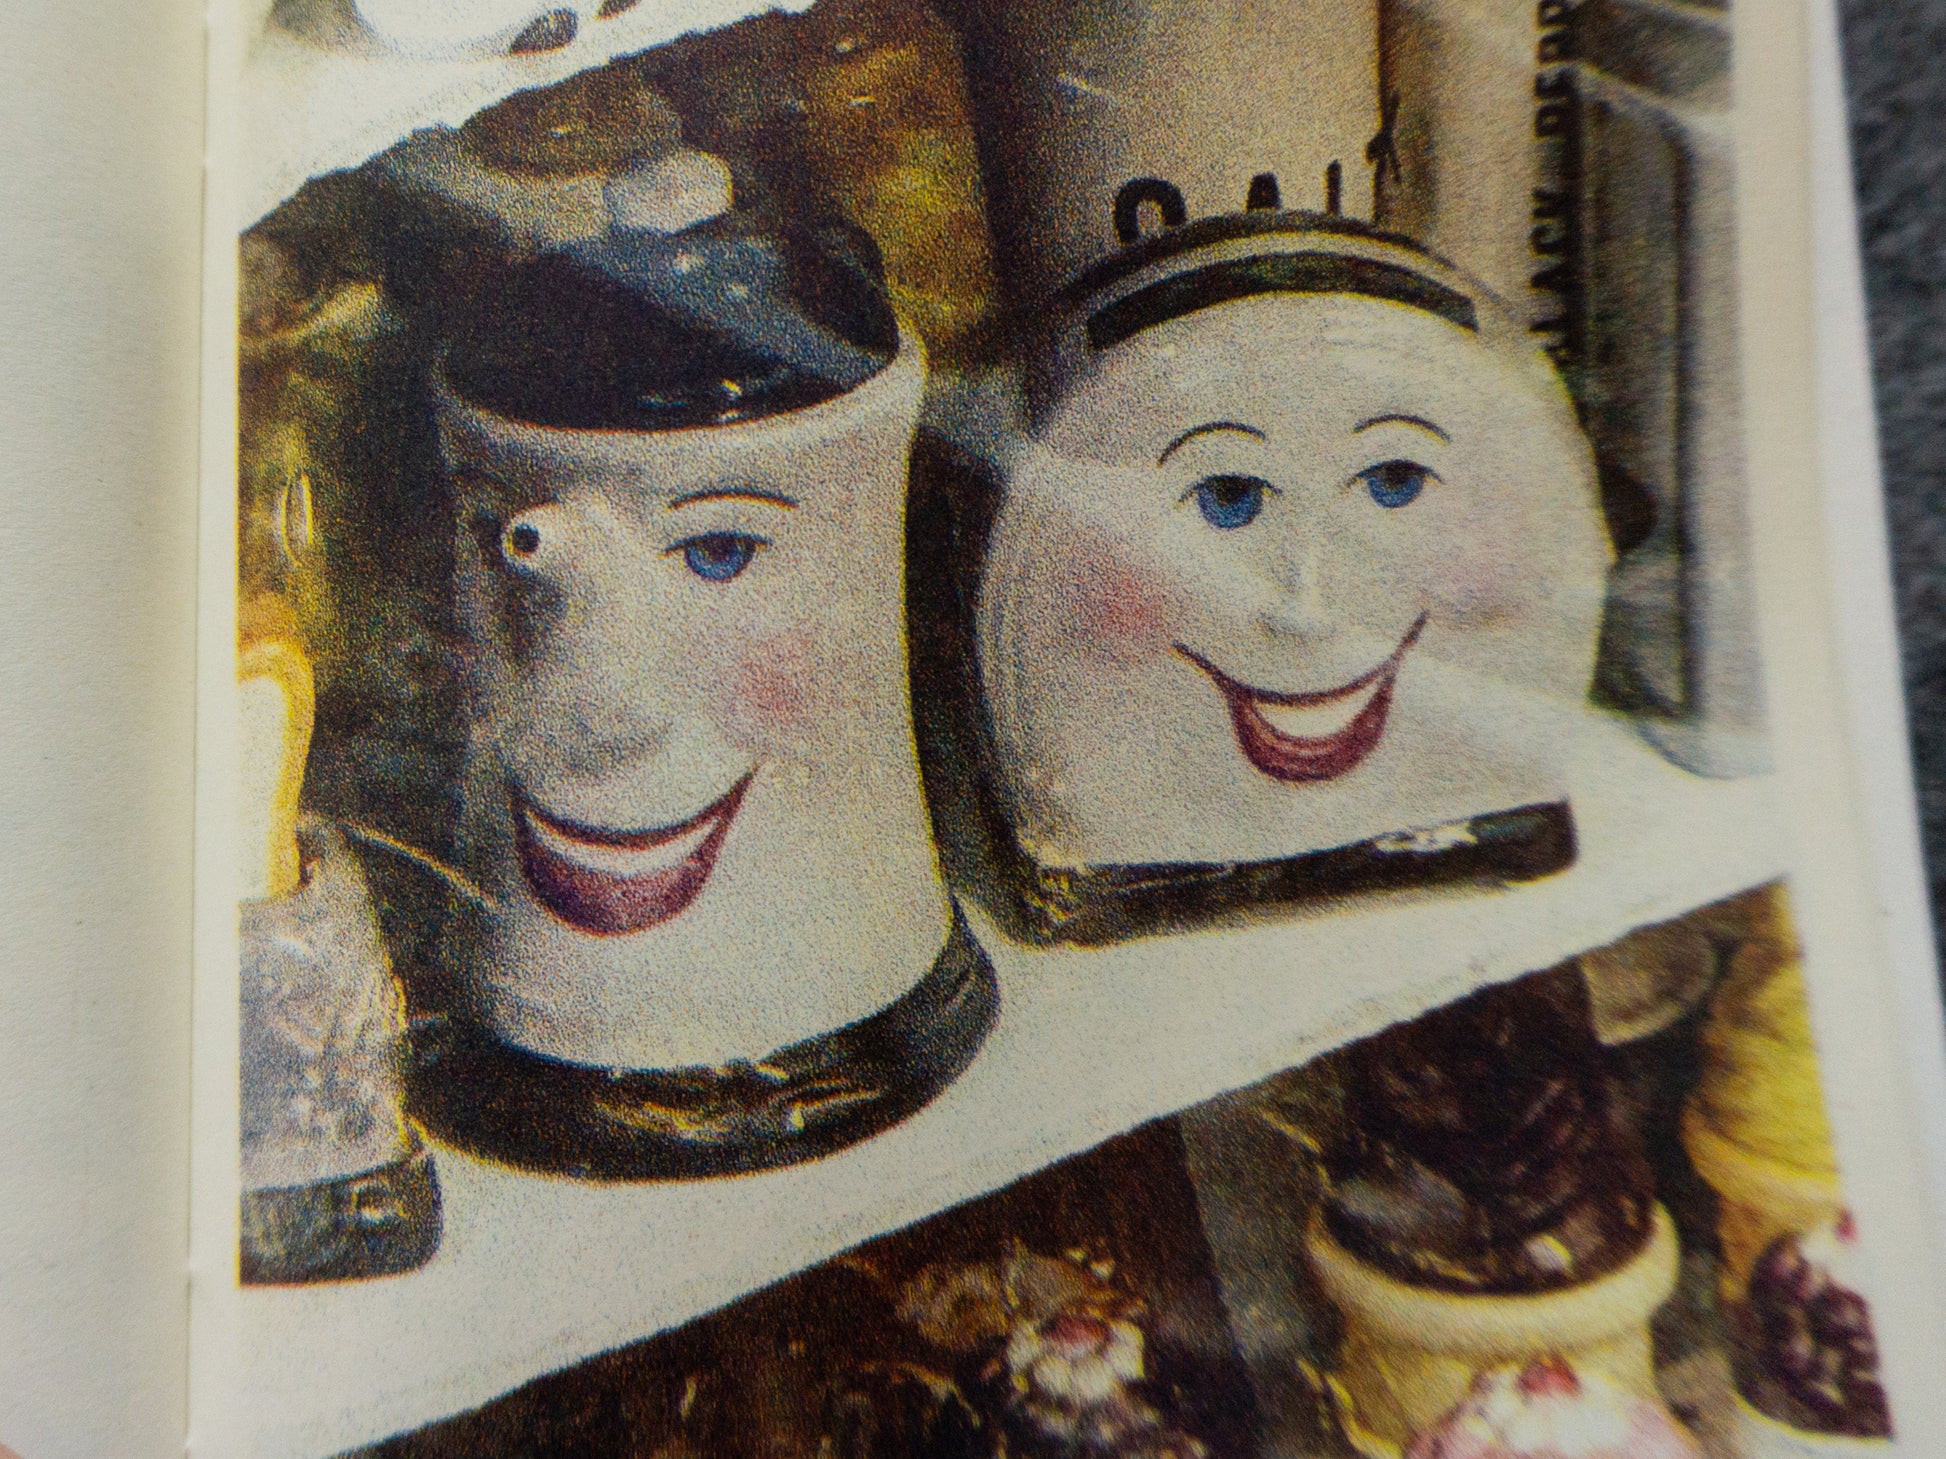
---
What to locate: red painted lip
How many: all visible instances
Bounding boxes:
[512,773,755,936]
[1176,615,1428,783]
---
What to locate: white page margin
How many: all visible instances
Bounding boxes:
[0,1,207,1455]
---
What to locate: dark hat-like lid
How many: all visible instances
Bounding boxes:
[1015,207,1537,423]
[443,213,899,431]
[1054,208,1481,341]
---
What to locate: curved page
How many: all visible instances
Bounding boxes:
[188,0,1946,1455]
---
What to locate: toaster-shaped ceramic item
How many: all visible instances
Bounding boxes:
[932,0,1611,941]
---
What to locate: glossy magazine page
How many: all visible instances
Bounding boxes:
[188,0,1946,1454]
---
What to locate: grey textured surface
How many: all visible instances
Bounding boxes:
[1840,0,1946,966]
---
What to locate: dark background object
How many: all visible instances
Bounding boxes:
[1840,0,1946,980]
[1322,965,1657,1296]
[351,1119,1263,1458]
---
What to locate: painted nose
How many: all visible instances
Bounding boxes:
[495,505,680,768]
[1258,540,1336,639]
[521,610,681,780]
[547,697,676,779]
[497,503,580,588]
[488,502,587,666]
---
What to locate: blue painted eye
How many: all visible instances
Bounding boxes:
[677,533,763,581]
[1191,474,1273,530]
[1360,460,1433,509]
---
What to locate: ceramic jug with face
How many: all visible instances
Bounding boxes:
[422,197,996,1178]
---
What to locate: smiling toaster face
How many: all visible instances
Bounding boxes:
[976,287,1612,871]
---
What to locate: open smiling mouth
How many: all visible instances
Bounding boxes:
[513,773,755,936]
[1176,615,1429,784]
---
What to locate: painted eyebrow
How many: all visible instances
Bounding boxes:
[1352,413,1451,443]
[1157,421,1268,465]
[665,488,800,510]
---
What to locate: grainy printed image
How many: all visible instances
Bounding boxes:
[343,887,1892,1456]
[223,0,1879,1453]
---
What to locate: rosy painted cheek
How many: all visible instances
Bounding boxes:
[1433,554,1525,624]
[1058,553,1181,663]
[1422,512,1531,627]
[720,636,819,746]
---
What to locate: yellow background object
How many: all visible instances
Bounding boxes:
[1685,886,1848,1298]
[1693,909,1840,1176]
[236,631,315,901]
[1307,1207,1680,1448]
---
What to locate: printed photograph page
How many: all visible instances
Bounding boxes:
[188,0,1946,1454]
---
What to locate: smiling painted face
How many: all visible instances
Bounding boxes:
[977,272,1611,872]
[441,332,952,1072]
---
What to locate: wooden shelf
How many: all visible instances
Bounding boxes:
[222,707,1785,1457]
[236,0,799,226]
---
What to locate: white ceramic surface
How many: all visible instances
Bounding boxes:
[351,0,604,60]
[438,329,952,1070]
[977,232,1609,872]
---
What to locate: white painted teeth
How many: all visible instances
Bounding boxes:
[524,810,717,877]
[1254,683,1380,740]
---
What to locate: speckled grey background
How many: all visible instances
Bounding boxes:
[1839,0,1946,966]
